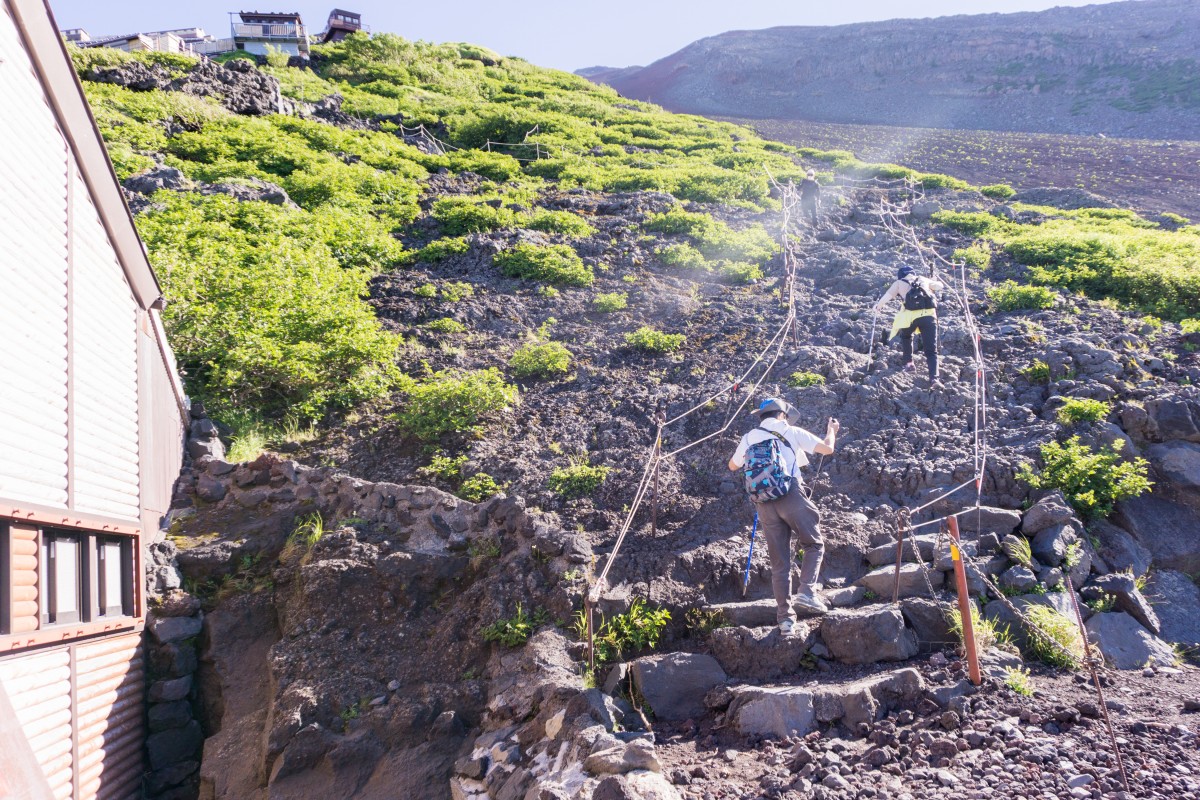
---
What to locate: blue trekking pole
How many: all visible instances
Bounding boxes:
[742,512,759,597]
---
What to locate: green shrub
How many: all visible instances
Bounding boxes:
[509,341,571,379]
[988,281,1056,311]
[949,603,1010,652]
[417,237,471,263]
[440,281,475,302]
[424,317,466,334]
[1005,666,1034,695]
[1023,605,1085,668]
[432,197,519,235]
[786,371,826,388]
[1056,398,1110,425]
[1181,318,1200,334]
[527,209,596,238]
[413,283,438,298]
[1018,436,1151,518]
[932,210,996,236]
[593,292,628,312]
[656,243,707,270]
[955,244,992,271]
[625,326,685,354]
[482,603,546,647]
[549,462,610,498]
[718,260,763,284]
[495,243,593,287]
[1022,359,1051,384]
[981,184,1017,200]
[263,44,291,69]
[576,597,671,663]
[396,368,518,441]
[417,453,467,483]
[459,472,503,502]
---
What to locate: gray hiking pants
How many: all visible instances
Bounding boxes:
[756,482,825,623]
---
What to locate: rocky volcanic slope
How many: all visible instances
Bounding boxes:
[581,0,1200,140]
[81,53,1200,800]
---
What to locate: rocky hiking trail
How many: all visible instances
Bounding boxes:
[158,172,1200,800]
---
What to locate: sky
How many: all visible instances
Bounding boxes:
[48,0,1129,72]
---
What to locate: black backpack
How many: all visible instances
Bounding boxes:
[903,277,937,311]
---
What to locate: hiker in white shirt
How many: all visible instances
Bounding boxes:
[728,398,839,635]
[874,265,945,388]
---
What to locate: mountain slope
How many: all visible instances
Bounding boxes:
[582,0,1200,140]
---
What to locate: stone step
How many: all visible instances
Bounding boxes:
[725,667,926,737]
[857,562,945,599]
[703,586,865,628]
[865,534,938,567]
[820,605,919,664]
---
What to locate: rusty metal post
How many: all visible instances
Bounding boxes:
[585,597,595,676]
[651,401,665,536]
[892,509,908,604]
[948,516,982,686]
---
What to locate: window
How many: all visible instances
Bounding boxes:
[41,532,84,626]
[96,536,133,617]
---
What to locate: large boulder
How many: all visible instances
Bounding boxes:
[629,654,727,721]
[1087,520,1151,577]
[956,507,1022,538]
[1143,398,1200,443]
[1148,440,1200,494]
[1087,573,1160,634]
[708,625,818,682]
[1144,570,1200,650]
[865,535,937,567]
[1114,495,1200,574]
[856,563,944,599]
[820,607,918,664]
[1021,493,1075,535]
[982,593,1086,654]
[899,598,956,650]
[998,565,1038,593]
[1084,612,1178,670]
[1031,522,1078,567]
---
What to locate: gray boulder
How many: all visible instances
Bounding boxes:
[1088,573,1160,634]
[998,565,1038,593]
[982,593,1085,654]
[956,507,1022,538]
[1085,612,1178,669]
[708,625,817,682]
[125,166,191,195]
[856,562,944,599]
[899,598,956,650]
[1087,520,1151,576]
[1145,570,1200,649]
[584,738,661,775]
[629,653,726,721]
[820,607,918,664]
[1114,495,1200,574]
[1021,493,1075,535]
[728,685,816,738]
[1144,397,1200,442]
[865,534,937,567]
[1031,523,1077,567]
[1148,440,1200,493]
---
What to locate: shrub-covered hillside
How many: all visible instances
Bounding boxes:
[73,36,970,437]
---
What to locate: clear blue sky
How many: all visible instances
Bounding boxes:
[47,0,1127,71]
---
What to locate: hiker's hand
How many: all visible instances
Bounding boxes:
[827,418,840,435]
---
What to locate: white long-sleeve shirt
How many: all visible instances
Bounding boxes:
[729,417,823,480]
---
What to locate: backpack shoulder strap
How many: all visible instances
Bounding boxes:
[758,427,793,452]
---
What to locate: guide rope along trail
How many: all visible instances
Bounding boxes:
[588,175,805,606]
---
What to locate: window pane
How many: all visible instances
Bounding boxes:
[54,538,80,622]
[101,541,123,615]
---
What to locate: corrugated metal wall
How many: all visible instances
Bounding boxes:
[8,522,41,633]
[70,162,141,523]
[139,314,186,533]
[0,633,144,800]
[0,2,70,511]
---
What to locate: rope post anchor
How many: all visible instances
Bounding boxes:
[948,515,982,686]
[892,508,909,604]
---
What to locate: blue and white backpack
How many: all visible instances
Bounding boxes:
[742,430,794,502]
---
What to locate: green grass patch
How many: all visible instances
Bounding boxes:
[396,368,517,441]
[549,462,610,499]
[593,292,628,312]
[495,243,593,286]
[980,184,1017,200]
[988,281,1056,311]
[1056,398,1110,425]
[509,341,571,380]
[625,326,685,354]
[786,371,825,388]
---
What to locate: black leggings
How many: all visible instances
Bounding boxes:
[899,314,938,379]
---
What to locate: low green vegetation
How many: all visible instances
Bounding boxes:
[988,280,1056,311]
[1022,359,1052,384]
[1004,666,1035,695]
[1018,436,1151,518]
[575,597,671,663]
[424,317,466,334]
[683,607,730,636]
[548,462,610,498]
[280,513,325,564]
[980,184,1017,200]
[933,206,1200,320]
[949,604,1010,652]
[509,341,572,379]
[786,371,826,388]
[482,603,547,647]
[495,243,593,286]
[954,243,992,271]
[395,368,517,441]
[1024,605,1085,668]
[416,237,471,263]
[1056,398,1110,425]
[527,209,597,237]
[625,326,686,354]
[459,472,504,502]
[592,291,628,312]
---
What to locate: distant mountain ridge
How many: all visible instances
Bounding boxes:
[580,0,1200,140]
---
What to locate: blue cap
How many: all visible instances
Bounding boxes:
[897,265,916,280]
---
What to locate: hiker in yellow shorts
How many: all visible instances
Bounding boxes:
[874,265,945,389]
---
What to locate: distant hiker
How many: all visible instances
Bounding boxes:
[874,265,945,388]
[729,398,839,635]
[799,169,821,227]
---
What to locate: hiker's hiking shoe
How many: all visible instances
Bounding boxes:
[793,594,829,614]
[901,362,916,373]
[931,378,945,390]
[778,618,798,637]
